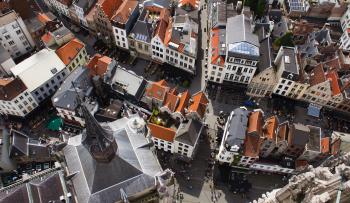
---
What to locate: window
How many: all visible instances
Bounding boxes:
[35,91,39,95]
[4,35,10,40]
[16,30,21,35]
[22,110,27,114]
[19,96,24,100]
[62,72,66,77]
[28,97,32,102]
[46,83,49,88]
[23,101,28,105]
[18,104,23,109]
[8,40,14,45]
[57,75,61,80]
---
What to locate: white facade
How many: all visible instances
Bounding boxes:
[0,11,35,59]
[73,5,88,27]
[31,69,68,103]
[340,5,350,32]
[66,47,88,72]
[152,137,174,152]
[48,0,71,17]
[10,49,68,103]
[151,36,165,62]
[301,81,332,106]
[113,27,129,49]
[0,90,38,117]
[221,57,258,84]
[250,162,294,174]
[165,48,196,74]
[273,78,309,99]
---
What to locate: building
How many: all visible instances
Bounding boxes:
[0,78,38,117]
[0,167,73,203]
[111,0,139,50]
[10,49,68,103]
[259,116,278,158]
[47,0,73,17]
[73,0,96,28]
[247,36,277,98]
[298,125,322,162]
[0,45,15,77]
[8,130,51,164]
[164,13,198,74]
[93,0,123,44]
[41,24,74,48]
[129,7,159,59]
[282,0,309,18]
[149,118,203,160]
[208,13,259,84]
[52,66,98,130]
[104,66,148,103]
[273,46,309,99]
[0,128,16,173]
[0,10,35,59]
[63,101,172,203]
[216,107,250,164]
[86,54,115,77]
[55,38,88,72]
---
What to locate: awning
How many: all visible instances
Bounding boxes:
[307,104,322,118]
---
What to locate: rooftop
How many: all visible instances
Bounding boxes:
[10,49,66,91]
[86,54,113,77]
[109,67,147,99]
[306,125,321,152]
[226,14,259,57]
[309,64,326,86]
[247,111,263,136]
[52,66,92,111]
[55,38,85,65]
[175,119,202,146]
[225,107,250,149]
[263,116,278,141]
[243,134,261,158]
[111,0,138,24]
[289,123,310,147]
[145,79,170,101]
[326,70,341,96]
[187,91,209,119]
[211,28,226,66]
[99,0,123,20]
[0,78,27,101]
[258,37,274,72]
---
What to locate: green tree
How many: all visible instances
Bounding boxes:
[273,32,295,49]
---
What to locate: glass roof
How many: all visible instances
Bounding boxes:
[228,42,259,56]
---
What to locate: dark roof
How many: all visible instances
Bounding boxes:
[306,125,321,152]
[63,116,162,203]
[10,130,29,157]
[0,185,29,203]
[0,78,27,101]
[74,0,96,13]
[52,66,92,111]
[258,37,274,72]
[175,119,202,146]
[279,47,299,80]
[130,17,154,43]
[143,0,170,8]
[269,9,283,22]
[290,123,309,146]
[272,17,288,38]
[29,173,65,203]
[225,108,250,147]
[95,99,123,122]
[0,171,69,203]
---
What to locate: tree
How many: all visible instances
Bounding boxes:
[273,32,295,49]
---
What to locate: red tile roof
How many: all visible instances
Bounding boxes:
[321,137,330,154]
[188,92,208,119]
[179,0,199,9]
[111,0,138,24]
[247,111,263,136]
[100,0,123,20]
[243,134,261,158]
[175,90,190,115]
[263,116,278,141]
[326,70,341,96]
[164,88,179,112]
[55,38,85,65]
[148,123,176,142]
[211,29,225,67]
[146,80,170,101]
[0,78,27,101]
[164,18,173,46]
[309,64,326,86]
[37,13,51,24]
[41,33,53,44]
[86,54,113,77]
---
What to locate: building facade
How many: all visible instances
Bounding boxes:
[0,10,35,59]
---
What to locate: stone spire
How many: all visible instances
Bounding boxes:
[80,103,118,162]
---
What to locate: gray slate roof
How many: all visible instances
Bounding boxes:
[130,17,154,43]
[63,116,162,203]
[225,108,250,148]
[226,14,259,47]
[258,37,274,72]
[175,119,203,146]
[52,66,92,111]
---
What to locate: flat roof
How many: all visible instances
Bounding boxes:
[11,49,66,91]
[111,67,144,97]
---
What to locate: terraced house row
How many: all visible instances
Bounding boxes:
[207,0,350,115]
[45,0,200,74]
